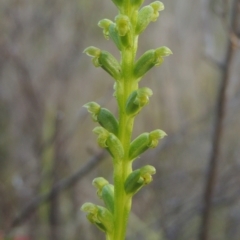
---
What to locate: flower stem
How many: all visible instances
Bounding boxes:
[113,34,138,239]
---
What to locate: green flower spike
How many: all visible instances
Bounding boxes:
[129,129,167,160]
[126,87,153,116]
[93,177,115,214]
[124,165,156,195]
[134,46,172,79]
[84,102,119,136]
[93,127,124,160]
[81,203,114,234]
[81,0,172,238]
[98,19,114,39]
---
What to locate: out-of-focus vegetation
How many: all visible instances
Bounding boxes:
[0,0,239,240]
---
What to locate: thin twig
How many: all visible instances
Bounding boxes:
[7,151,106,232]
[199,1,240,240]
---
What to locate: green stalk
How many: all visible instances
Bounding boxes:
[113,17,138,236]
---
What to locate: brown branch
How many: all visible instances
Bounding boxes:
[198,1,240,240]
[7,150,106,232]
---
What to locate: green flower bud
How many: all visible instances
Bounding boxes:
[133,47,172,79]
[83,102,101,122]
[102,184,114,214]
[93,127,110,148]
[98,108,119,136]
[107,132,124,159]
[92,178,115,214]
[139,165,156,184]
[84,102,119,136]
[124,165,156,195]
[148,129,167,147]
[99,51,122,80]
[155,46,173,59]
[84,47,122,80]
[93,127,124,160]
[115,15,131,36]
[109,23,122,50]
[129,129,167,160]
[114,15,132,48]
[126,87,153,116]
[98,19,113,40]
[124,169,142,195]
[84,46,101,57]
[135,2,164,34]
[150,1,164,21]
[81,203,113,233]
[92,177,109,198]
[135,6,154,35]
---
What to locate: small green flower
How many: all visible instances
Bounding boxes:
[93,127,124,160]
[134,47,172,79]
[92,177,115,214]
[126,87,153,116]
[150,1,164,21]
[129,129,167,160]
[124,165,156,195]
[84,102,119,135]
[98,19,113,39]
[81,203,114,233]
[84,47,122,80]
[115,15,131,36]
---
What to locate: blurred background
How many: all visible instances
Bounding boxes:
[0,0,240,239]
